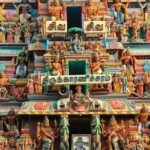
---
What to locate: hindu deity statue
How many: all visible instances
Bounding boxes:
[135,79,144,97]
[70,33,83,53]
[24,136,33,150]
[70,85,89,105]
[103,116,125,150]
[6,27,14,43]
[27,74,34,94]
[113,72,123,93]
[37,16,45,38]
[15,47,28,78]
[49,56,63,76]
[51,41,60,53]
[91,115,101,150]
[34,72,42,94]
[40,116,55,150]
[48,0,65,21]
[111,0,130,24]
[60,115,69,150]
[120,48,134,75]
[43,72,49,94]
[0,23,5,43]
[3,108,19,138]
[14,25,21,44]
[137,104,149,135]
[137,0,150,22]
[143,72,150,96]
[0,71,9,99]
[19,6,31,24]
[60,41,68,52]
[0,2,5,20]
[82,0,99,21]
[146,27,150,42]
[90,54,105,74]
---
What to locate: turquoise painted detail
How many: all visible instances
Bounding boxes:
[143,61,150,72]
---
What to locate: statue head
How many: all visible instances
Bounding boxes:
[126,47,130,55]
[88,0,94,6]
[54,55,60,62]
[140,103,148,113]
[94,54,99,61]
[44,116,50,127]
[8,108,15,116]
[54,119,58,127]
[53,0,60,6]
[75,85,82,93]
[4,140,8,146]
[110,115,117,126]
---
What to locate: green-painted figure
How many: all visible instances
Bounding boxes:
[60,115,69,150]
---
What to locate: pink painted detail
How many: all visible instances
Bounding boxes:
[34,102,49,110]
[109,101,125,109]
[72,104,88,112]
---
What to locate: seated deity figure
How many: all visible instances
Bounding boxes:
[70,33,83,53]
[82,0,99,21]
[70,85,89,105]
[111,0,130,24]
[137,104,149,135]
[48,0,64,21]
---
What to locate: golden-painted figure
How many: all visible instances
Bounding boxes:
[82,0,99,21]
[49,56,63,76]
[48,0,65,21]
[137,104,149,135]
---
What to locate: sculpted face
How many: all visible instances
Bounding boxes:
[54,0,59,6]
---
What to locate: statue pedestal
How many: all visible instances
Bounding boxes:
[71,103,88,112]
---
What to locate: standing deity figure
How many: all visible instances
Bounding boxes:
[48,0,65,21]
[15,47,28,78]
[137,104,149,135]
[27,74,34,94]
[111,0,130,24]
[91,115,101,150]
[34,72,42,94]
[120,48,134,73]
[40,116,55,150]
[113,72,123,93]
[14,25,21,43]
[82,0,99,21]
[103,116,125,150]
[3,108,19,138]
[90,54,105,74]
[137,0,150,23]
[60,115,69,150]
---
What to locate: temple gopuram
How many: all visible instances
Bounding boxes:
[0,0,149,149]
